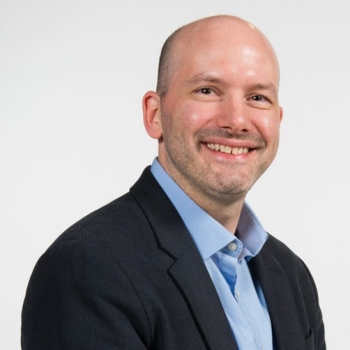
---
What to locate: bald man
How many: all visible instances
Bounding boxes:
[22,15,326,350]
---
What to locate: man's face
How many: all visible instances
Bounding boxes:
[156,21,283,205]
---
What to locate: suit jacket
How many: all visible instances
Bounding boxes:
[22,167,326,349]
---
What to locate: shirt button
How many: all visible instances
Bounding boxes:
[228,242,238,251]
[235,290,241,298]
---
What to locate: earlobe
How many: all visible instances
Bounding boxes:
[142,91,163,139]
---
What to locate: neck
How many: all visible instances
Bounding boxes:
[182,186,246,234]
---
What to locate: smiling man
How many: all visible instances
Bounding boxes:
[22,15,326,350]
[143,16,282,234]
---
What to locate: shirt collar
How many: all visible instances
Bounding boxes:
[150,158,267,261]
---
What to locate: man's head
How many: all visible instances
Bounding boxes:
[156,15,280,99]
[143,15,283,212]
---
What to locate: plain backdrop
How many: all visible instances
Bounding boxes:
[1,0,349,348]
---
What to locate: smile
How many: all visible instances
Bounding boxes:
[206,143,249,155]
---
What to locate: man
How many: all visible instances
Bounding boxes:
[22,15,326,349]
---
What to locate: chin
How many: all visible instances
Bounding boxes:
[206,181,253,199]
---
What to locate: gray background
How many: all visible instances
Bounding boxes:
[1,0,348,348]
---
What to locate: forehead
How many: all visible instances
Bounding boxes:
[172,44,279,91]
[169,18,280,86]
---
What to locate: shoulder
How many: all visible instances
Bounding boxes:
[262,234,311,272]
[55,192,146,244]
[52,166,167,248]
[259,233,319,296]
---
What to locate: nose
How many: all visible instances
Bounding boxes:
[216,95,250,134]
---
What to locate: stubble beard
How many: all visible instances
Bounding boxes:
[159,110,278,206]
[161,133,269,206]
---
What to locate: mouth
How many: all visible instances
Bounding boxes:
[206,143,249,155]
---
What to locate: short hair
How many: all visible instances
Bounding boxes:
[156,26,184,98]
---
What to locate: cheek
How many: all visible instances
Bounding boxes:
[256,114,281,144]
[167,102,213,135]
[181,102,217,129]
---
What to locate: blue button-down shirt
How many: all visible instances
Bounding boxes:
[151,159,273,350]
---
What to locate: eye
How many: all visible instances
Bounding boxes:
[251,95,266,102]
[247,93,275,109]
[197,87,213,95]
[192,86,221,101]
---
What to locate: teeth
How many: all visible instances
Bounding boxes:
[207,143,249,155]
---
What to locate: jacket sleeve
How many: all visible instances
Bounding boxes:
[21,240,150,350]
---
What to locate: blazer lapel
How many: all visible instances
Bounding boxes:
[130,167,238,350]
[168,248,238,350]
[249,239,307,350]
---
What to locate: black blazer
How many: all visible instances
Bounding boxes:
[22,167,326,349]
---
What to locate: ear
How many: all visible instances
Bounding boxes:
[142,91,163,139]
[279,106,284,122]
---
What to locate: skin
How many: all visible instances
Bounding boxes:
[143,15,283,233]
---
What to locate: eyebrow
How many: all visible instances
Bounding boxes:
[185,74,278,93]
[184,73,224,86]
[250,83,278,94]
